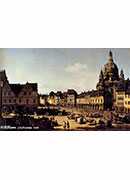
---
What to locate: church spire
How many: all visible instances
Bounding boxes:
[108,50,113,63]
[120,69,125,80]
[109,50,113,57]
[99,69,104,81]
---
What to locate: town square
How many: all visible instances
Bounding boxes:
[0,49,130,130]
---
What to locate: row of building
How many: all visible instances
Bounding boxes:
[39,89,77,107]
[40,90,104,111]
[40,51,130,113]
[1,51,130,113]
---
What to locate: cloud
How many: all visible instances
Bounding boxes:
[65,62,87,73]
[64,62,97,92]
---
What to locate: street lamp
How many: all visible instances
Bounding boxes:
[0,81,3,120]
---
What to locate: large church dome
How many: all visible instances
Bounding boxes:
[103,51,119,81]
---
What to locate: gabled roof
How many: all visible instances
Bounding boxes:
[25,83,37,91]
[10,84,24,95]
[67,89,77,95]
[10,83,38,96]
[0,70,38,95]
[49,91,55,96]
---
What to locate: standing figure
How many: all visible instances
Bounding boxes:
[63,121,66,130]
[66,120,70,130]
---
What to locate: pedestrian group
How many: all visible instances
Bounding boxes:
[63,120,70,130]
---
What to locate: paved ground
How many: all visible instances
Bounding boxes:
[53,116,95,131]
[53,115,130,131]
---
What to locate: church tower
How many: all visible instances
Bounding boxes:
[120,69,125,80]
[96,51,121,110]
[99,70,104,82]
[103,50,119,81]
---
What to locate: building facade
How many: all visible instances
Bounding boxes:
[66,89,77,107]
[124,91,130,113]
[115,89,130,113]
[115,90,125,112]
[77,91,104,111]
[39,94,48,106]
[96,51,128,110]
[47,91,57,106]
[0,70,38,111]
[76,51,130,112]
[47,90,77,107]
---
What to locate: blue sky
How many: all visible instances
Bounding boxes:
[0,48,130,94]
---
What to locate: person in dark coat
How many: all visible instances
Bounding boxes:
[66,120,70,130]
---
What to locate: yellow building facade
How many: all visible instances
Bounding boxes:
[77,92,104,111]
[115,91,125,112]
[124,93,130,113]
[115,90,130,113]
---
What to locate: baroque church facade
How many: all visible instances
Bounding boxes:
[77,51,130,111]
[96,50,126,110]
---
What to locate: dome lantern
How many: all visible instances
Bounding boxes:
[108,50,113,63]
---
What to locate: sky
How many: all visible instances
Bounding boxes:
[0,48,130,94]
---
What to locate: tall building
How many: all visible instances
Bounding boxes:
[0,70,38,112]
[66,89,77,107]
[76,51,130,111]
[96,51,126,110]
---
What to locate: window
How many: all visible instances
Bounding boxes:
[19,99,21,103]
[117,96,124,101]
[117,102,124,106]
[14,99,16,103]
[118,92,124,95]
[9,99,11,103]
[33,99,36,103]
[4,92,6,96]
[128,101,130,105]
[26,99,29,104]
[4,99,6,103]
[24,92,27,95]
